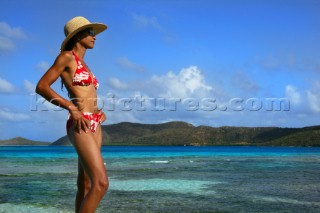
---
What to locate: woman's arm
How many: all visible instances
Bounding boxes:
[36,52,74,109]
[36,52,90,133]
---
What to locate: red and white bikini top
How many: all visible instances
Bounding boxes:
[71,50,99,89]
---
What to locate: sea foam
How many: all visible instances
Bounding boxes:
[108,178,220,195]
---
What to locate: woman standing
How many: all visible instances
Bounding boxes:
[36,16,109,213]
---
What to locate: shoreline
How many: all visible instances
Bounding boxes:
[1,144,319,148]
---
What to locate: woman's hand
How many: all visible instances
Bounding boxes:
[98,110,107,123]
[69,106,90,134]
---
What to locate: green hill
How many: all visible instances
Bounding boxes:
[50,121,320,146]
[2,122,319,146]
[0,137,49,146]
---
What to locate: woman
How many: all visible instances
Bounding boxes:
[36,16,109,213]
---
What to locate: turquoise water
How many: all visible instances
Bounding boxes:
[0,146,320,213]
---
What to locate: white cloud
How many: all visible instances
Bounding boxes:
[107,110,143,125]
[116,57,145,72]
[132,13,163,31]
[0,36,15,52]
[131,13,177,44]
[149,66,213,98]
[0,108,30,122]
[35,61,50,72]
[108,77,128,90]
[306,81,320,112]
[24,80,36,94]
[0,77,15,93]
[0,22,27,53]
[102,65,218,127]
[285,85,301,105]
[0,22,27,39]
[307,91,320,112]
[107,66,213,99]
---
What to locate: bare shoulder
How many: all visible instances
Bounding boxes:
[54,51,74,66]
[43,51,76,76]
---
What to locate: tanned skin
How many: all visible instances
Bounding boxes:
[36,29,108,213]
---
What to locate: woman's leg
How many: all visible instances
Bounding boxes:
[75,159,91,213]
[70,126,109,213]
[68,126,88,213]
[74,125,106,212]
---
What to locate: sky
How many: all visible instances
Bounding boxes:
[1,0,320,142]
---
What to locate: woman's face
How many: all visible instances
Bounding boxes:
[77,28,96,49]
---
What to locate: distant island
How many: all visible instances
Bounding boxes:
[0,137,49,146]
[1,121,320,146]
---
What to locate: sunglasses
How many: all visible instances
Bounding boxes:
[84,29,96,36]
[88,29,96,36]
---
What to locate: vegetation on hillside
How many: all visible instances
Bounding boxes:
[1,122,319,146]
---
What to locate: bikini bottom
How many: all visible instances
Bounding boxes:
[66,112,102,134]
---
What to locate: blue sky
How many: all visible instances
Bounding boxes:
[1,0,320,142]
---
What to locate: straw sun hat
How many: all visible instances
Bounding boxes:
[60,16,107,51]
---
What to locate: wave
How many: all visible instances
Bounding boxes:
[149,160,170,164]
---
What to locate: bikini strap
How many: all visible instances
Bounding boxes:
[71,50,79,61]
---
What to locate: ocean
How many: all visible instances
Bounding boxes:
[0,146,319,213]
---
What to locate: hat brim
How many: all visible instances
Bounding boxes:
[60,23,107,51]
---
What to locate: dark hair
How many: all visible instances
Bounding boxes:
[64,28,93,51]
[64,36,77,51]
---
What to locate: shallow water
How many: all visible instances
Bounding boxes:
[0,146,320,213]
